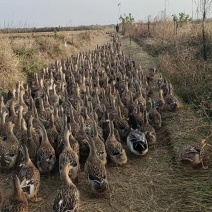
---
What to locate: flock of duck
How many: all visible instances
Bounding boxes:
[0,33,210,212]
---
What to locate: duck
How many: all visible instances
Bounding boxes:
[127,128,148,156]
[27,115,40,149]
[159,77,169,97]
[56,113,68,156]
[75,116,89,163]
[59,128,80,183]
[23,97,34,121]
[49,83,60,107]
[14,118,28,167]
[70,84,82,110]
[69,104,79,136]
[38,98,50,126]
[0,174,28,212]
[147,98,162,129]
[0,111,8,138]
[135,86,146,112]
[6,99,18,123]
[36,124,56,174]
[54,106,63,134]
[106,120,127,165]
[93,93,104,121]
[18,145,41,202]
[134,103,144,127]
[92,120,107,165]
[0,122,20,169]
[53,163,80,212]
[165,83,179,112]
[25,120,38,165]
[99,109,110,141]
[116,92,128,118]
[46,112,58,150]
[31,101,43,134]
[121,83,131,107]
[43,94,54,114]
[0,96,9,114]
[23,85,31,107]
[141,74,152,98]
[128,106,139,130]
[114,106,131,141]
[79,73,86,94]
[180,143,201,169]
[31,73,43,99]
[5,88,16,109]
[139,110,157,147]
[155,89,165,112]
[199,139,212,169]
[18,89,28,115]
[84,134,109,194]
[147,67,157,81]
[82,107,93,136]
[68,124,80,157]
[156,73,163,89]
[14,107,27,143]
[127,113,148,156]
[99,110,121,142]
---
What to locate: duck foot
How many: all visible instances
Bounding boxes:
[201,161,209,170]
[202,165,209,170]
[31,196,43,203]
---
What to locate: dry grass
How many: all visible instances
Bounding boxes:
[0,37,26,92]
[132,21,212,120]
[0,29,109,92]
[121,37,212,212]
[0,30,212,212]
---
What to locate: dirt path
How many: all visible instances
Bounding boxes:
[0,31,212,212]
[120,36,212,212]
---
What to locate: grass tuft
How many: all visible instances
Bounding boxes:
[0,36,26,92]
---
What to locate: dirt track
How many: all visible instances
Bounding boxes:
[0,30,212,212]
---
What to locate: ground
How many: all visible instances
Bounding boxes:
[0,30,212,212]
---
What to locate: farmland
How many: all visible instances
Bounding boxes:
[0,22,211,212]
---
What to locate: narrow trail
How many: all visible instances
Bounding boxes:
[79,35,185,212]
[120,36,212,212]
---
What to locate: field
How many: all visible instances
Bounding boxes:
[0,25,212,212]
[0,29,110,92]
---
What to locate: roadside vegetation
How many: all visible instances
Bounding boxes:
[118,10,212,210]
[120,13,212,122]
[0,14,211,211]
[0,28,108,92]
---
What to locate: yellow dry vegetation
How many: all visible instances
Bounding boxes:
[0,29,109,92]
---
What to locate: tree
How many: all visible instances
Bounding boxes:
[194,0,212,60]
[172,13,192,35]
[119,13,135,35]
[54,28,58,39]
[198,0,212,60]
[119,13,135,44]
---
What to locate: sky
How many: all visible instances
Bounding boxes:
[0,0,195,28]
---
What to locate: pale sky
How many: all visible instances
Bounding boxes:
[0,0,194,28]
